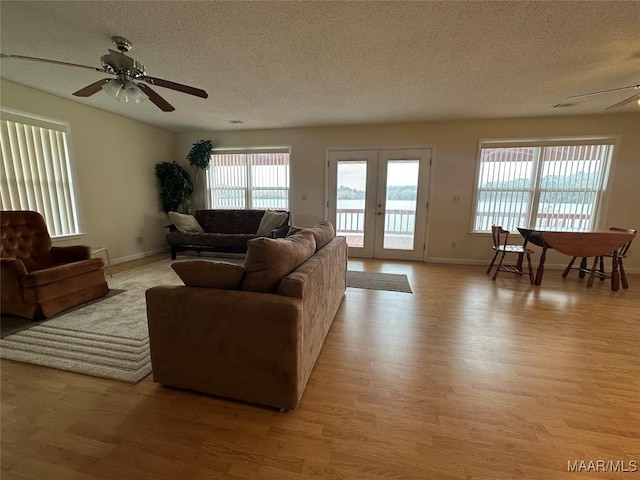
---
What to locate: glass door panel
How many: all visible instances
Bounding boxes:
[336,160,367,248]
[328,150,378,258]
[382,160,419,250]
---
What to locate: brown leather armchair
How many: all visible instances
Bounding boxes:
[1,210,109,319]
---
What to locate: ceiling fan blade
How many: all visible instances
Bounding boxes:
[141,75,208,98]
[0,53,106,73]
[606,92,640,109]
[568,84,640,100]
[138,84,175,112]
[72,78,113,97]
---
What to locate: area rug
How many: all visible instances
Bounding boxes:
[0,289,126,339]
[0,260,182,383]
[347,271,413,293]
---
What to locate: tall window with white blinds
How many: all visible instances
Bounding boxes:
[205,148,290,210]
[472,140,614,233]
[0,110,81,237]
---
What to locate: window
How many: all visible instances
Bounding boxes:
[472,139,615,233]
[205,148,290,210]
[0,109,81,238]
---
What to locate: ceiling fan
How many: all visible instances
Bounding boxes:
[564,84,640,110]
[0,36,208,112]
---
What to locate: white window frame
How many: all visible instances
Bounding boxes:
[470,136,618,233]
[205,146,291,210]
[0,107,83,238]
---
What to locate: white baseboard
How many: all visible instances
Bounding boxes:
[425,257,487,266]
[111,247,169,266]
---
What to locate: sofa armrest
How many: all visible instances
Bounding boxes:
[1,258,28,302]
[51,245,91,263]
[165,224,177,232]
[146,286,304,409]
[270,224,290,238]
[1,257,28,278]
[21,258,105,288]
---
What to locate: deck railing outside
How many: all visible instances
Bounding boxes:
[474,212,592,232]
[336,208,416,235]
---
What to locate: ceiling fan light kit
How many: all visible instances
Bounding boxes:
[102,78,148,104]
[0,36,208,112]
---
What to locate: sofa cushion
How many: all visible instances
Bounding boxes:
[287,221,336,251]
[241,231,316,292]
[286,225,303,236]
[172,260,245,289]
[195,209,267,234]
[166,232,259,251]
[256,210,289,236]
[308,220,335,250]
[168,212,205,234]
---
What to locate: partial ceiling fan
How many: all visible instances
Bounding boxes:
[0,36,208,112]
[562,84,640,110]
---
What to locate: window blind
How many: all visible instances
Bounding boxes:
[472,139,614,233]
[0,111,80,237]
[206,149,290,210]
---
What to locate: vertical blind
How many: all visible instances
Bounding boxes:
[473,141,613,233]
[0,111,80,237]
[205,149,290,210]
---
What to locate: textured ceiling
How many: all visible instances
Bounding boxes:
[0,1,638,133]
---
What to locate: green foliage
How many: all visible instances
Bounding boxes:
[337,185,417,200]
[386,185,418,200]
[155,161,194,213]
[337,186,365,200]
[481,171,600,203]
[186,140,214,185]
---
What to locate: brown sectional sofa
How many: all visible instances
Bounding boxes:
[166,209,290,259]
[146,222,347,409]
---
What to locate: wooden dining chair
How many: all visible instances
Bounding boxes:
[562,227,636,289]
[486,225,535,284]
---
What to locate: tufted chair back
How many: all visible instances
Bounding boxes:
[1,210,55,271]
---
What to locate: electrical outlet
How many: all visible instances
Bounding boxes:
[136,236,144,244]
[301,193,308,200]
[451,241,457,249]
[452,195,461,203]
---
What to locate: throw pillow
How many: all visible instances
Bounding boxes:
[241,231,316,292]
[256,210,288,236]
[172,260,245,289]
[287,221,336,251]
[168,211,205,234]
[308,220,336,250]
[286,225,303,236]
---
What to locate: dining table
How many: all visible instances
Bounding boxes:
[517,228,636,291]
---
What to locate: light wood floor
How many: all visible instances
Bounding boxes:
[2,255,639,479]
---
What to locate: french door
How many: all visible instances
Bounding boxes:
[327,148,431,260]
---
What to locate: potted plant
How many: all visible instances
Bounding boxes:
[155,161,194,213]
[186,140,214,186]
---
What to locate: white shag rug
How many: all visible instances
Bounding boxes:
[0,259,181,383]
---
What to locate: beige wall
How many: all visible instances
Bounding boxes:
[1,79,176,263]
[3,79,637,271]
[177,112,640,271]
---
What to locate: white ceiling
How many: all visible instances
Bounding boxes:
[1,1,638,133]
